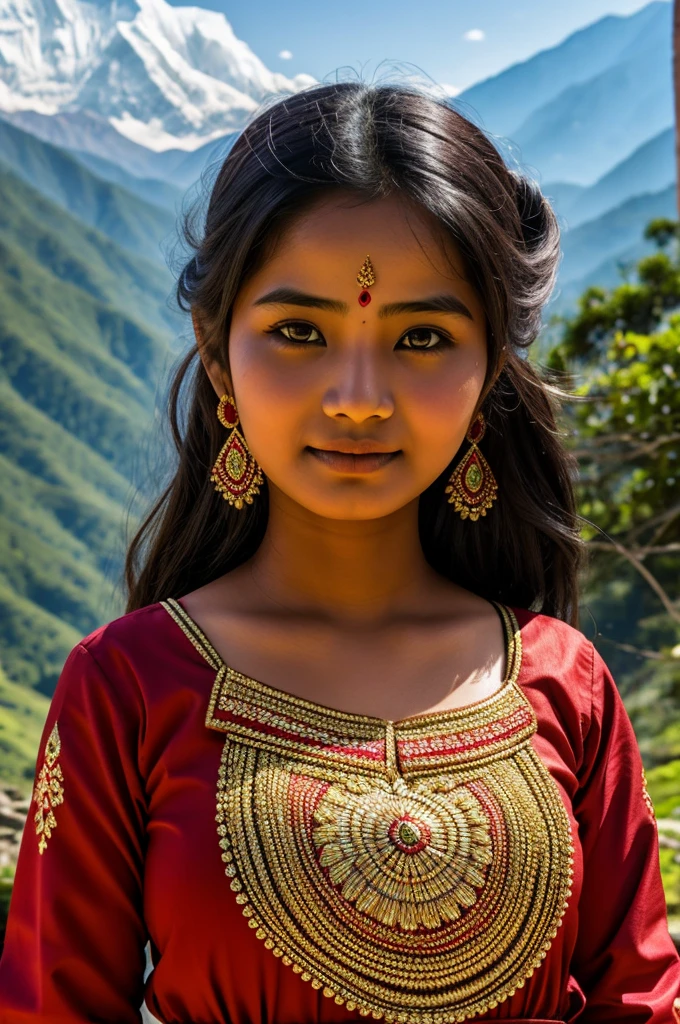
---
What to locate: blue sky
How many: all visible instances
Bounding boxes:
[182,0,662,94]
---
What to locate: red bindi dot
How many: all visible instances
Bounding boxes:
[358,290,372,306]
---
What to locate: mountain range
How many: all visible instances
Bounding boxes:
[0,0,314,151]
[457,1,672,184]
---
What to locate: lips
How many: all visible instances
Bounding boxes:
[306,447,401,474]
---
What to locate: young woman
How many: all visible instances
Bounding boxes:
[0,82,678,1024]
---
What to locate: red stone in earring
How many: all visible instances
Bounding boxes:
[356,255,376,306]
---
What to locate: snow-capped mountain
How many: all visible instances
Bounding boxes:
[0,0,315,151]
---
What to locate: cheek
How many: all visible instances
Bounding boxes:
[406,360,485,452]
[227,338,311,449]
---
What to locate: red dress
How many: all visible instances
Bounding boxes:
[0,598,679,1024]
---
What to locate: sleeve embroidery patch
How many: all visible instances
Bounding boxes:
[641,765,656,825]
[33,721,65,854]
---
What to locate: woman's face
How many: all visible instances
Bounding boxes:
[202,191,489,521]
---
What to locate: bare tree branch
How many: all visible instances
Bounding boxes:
[629,502,680,543]
[572,433,680,462]
[637,544,680,557]
[598,637,678,661]
[586,540,680,623]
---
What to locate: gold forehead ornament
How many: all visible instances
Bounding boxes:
[356,255,376,306]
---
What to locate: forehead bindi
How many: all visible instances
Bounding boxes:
[258,197,473,303]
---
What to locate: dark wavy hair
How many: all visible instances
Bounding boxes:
[124,80,583,624]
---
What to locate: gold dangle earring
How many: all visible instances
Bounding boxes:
[444,411,498,521]
[210,394,264,510]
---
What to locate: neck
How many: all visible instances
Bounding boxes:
[245,486,443,626]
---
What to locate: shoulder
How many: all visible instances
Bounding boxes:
[76,601,170,661]
[55,602,174,710]
[510,605,594,671]
[508,605,596,717]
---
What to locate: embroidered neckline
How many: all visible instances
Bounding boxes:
[159,596,523,733]
[159,596,575,1022]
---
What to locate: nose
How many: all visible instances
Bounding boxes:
[321,342,395,423]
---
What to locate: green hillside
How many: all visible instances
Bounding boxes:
[67,145,184,213]
[0,657,51,794]
[0,117,178,264]
[0,164,178,790]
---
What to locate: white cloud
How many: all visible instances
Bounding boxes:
[440,83,462,97]
[278,49,293,60]
[463,29,485,42]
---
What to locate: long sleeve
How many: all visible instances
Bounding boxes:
[0,640,149,1022]
[570,642,680,1022]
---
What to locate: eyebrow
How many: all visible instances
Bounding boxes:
[252,288,474,321]
[253,288,348,314]
[378,296,474,320]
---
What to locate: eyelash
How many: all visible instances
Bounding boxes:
[265,320,455,355]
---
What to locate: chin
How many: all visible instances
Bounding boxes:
[294,486,414,521]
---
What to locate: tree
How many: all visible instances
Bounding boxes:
[547,221,680,764]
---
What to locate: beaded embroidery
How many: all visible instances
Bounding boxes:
[641,765,656,824]
[161,598,575,1024]
[33,721,64,854]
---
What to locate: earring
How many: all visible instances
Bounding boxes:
[444,412,498,521]
[210,394,264,510]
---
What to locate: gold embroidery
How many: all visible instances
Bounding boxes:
[641,765,656,823]
[312,774,492,930]
[162,598,575,1024]
[33,722,64,854]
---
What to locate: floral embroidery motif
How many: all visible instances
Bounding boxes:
[162,598,575,1024]
[641,765,656,824]
[33,722,64,854]
[312,774,493,930]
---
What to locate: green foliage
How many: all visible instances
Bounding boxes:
[545,218,680,913]
[546,217,679,691]
[646,760,680,920]
[644,217,680,249]
[647,759,680,819]
[568,323,679,539]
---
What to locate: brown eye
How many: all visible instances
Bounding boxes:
[399,328,448,351]
[279,322,322,344]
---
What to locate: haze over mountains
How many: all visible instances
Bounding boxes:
[0,0,675,788]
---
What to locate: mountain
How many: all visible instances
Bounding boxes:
[508,24,672,185]
[0,0,315,155]
[64,147,184,212]
[557,128,675,228]
[0,0,672,200]
[0,163,181,792]
[549,183,676,311]
[0,118,179,261]
[541,182,587,225]
[456,2,669,141]
[457,1,672,187]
